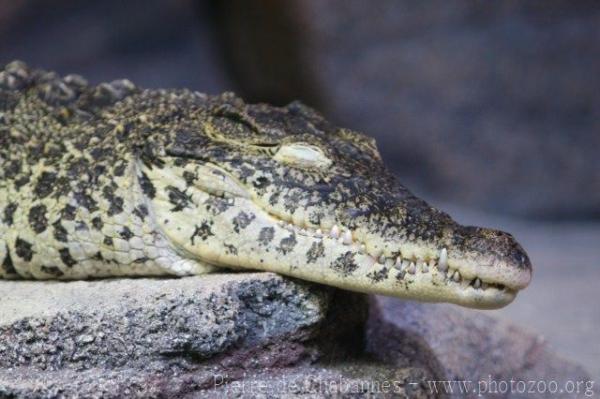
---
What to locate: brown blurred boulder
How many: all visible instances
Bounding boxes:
[0,0,231,92]
[216,0,600,218]
[368,296,593,398]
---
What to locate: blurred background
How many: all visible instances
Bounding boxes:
[1,0,598,379]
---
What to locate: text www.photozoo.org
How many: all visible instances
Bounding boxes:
[426,376,595,397]
[212,374,595,396]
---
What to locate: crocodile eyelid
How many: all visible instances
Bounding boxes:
[274,143,332,169]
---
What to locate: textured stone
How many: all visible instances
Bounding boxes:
[0,273,370,398]
[368,296,593,398]
[0,275,592,398]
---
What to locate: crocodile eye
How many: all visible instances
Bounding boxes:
[274,143,332,169]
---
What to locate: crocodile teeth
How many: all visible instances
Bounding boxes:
[330,225,340,239]
[473,278,482,289]
[393,257,402,270]
[359,244,366,253]
[342,230,353,245]
[407,262,416,274]
[315,229,323,238]
[438,248,448,271]
[452,270,461,282]
[422,264,429,273]
[378,255,386,265]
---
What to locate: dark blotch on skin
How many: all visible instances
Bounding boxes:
[28,204,49,234]
[33,171,57,198]
[167,186,192,212]
[52,221,68,242]
[14,175,31,190]
[52,176,71,198]
[232,211,255,233]
[4,159,21,179]
[183,170,196,186]
[139,172,156,199]
[59,248,77,267]
[15,238,34,261]
[331,252,359,277]
[306,241,325,263]
[133,204,148,221]
[2,247,16,274]
[103,185,124,216]
[253,176,269,190]
[41,265,64,277]
[119,226,134,240]
[3,202,17,225]
[204,197,232,215]
[112,161,127,177]
[224,243,238,256]
[258,227,275,246]
[74,191,99,212]
[367,266,389,283]
[108,196,124,216]
[61,204,77,221]
[103,236,114,246]
[191,222,214,244]
[91,216,104,230]
[278,234,297,255]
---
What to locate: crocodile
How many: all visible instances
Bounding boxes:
[0,61,531,309]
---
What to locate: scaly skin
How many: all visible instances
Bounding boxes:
[0,61,531,309]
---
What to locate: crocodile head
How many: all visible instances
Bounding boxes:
[138,93,531,309]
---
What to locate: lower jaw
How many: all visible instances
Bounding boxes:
[446,286,517,309]
[362,268,517,309]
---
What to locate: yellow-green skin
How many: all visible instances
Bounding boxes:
[0,61,531,309]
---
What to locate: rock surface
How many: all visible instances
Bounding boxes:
[0,273,373,398]
[0,273,592,398]
[368,296,593,398]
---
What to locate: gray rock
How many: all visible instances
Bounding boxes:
[0,274,592,398]
[0,273,370,398]
[192,363,434,399]
[368,296,593,398]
